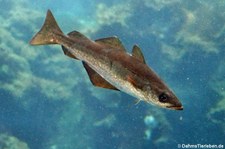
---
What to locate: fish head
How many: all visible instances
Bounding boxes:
[143,76,183,110]
[153,89,183,110]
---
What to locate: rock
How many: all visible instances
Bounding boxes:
[0,134,29,149]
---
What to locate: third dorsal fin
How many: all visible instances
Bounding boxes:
[67,30,90,41]
[132,45,146,64]
[61,31,90,60]
[95,36,126,52]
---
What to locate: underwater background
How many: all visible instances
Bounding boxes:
[0,0,225,149]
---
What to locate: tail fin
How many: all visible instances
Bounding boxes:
[30,10,63,45]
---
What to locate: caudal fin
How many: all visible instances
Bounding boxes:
[30,10,63,45]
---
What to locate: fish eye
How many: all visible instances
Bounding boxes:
[159,93,168,102]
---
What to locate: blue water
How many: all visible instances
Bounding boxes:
[0,0,225,149]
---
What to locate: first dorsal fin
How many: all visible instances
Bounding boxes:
[132,45,146,64]
[67,31,90,41]
[95,36,126,52]
[82,61,119,91]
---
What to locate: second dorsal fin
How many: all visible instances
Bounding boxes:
[132,45,146,64]
[95,36,126,52]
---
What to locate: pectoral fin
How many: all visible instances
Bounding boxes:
[132,45,146,64]
[82,62,119,91]
[127,74,144,89]
[95,36,126,52]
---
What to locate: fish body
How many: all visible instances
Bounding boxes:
[30,10,183,110]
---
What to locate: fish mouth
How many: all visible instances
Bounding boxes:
[167,105,183,110]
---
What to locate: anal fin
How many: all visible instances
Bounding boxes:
[82,62,119,91]
[62,46,79,60]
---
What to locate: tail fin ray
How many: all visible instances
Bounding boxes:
[30,10,63,45]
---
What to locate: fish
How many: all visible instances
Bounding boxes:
[30,10,183,110]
